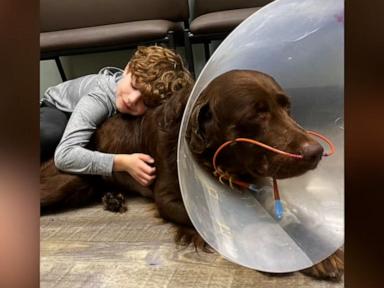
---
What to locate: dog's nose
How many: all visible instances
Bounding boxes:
[301,142,324,162]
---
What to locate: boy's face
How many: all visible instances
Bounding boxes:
[116,70,147,116]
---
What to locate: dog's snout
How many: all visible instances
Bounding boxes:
[301,142,324,162]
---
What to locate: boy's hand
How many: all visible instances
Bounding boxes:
[113,154,156,186]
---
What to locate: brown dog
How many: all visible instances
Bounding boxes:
[40,69,343,280]
[186,70,343,280]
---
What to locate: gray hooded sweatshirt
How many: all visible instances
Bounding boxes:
[41,67,123,176]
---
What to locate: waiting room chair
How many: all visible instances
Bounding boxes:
[40,0,190,80]
[184,0,274,75]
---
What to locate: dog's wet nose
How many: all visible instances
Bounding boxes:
[301,142,324,162]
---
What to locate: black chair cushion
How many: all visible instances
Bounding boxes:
[41,0,189,32]
[41,20,183,54]
[190,7,260,35]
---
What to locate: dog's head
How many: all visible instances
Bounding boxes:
[186,70,324,180]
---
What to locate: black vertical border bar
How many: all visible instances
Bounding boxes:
[346,0,384,287]
[0,0,40,287]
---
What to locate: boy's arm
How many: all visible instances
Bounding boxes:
[54,90,116,176]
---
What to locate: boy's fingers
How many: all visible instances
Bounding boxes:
[138,172,156,182]
[140,162,156,175]
[138,175,154,187]
[137,153,155,164]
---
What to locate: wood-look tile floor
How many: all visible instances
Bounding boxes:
[41,197,343,288]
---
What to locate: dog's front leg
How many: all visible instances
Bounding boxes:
[153,173,191,226]
[153,171,211,251]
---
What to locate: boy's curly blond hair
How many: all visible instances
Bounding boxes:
[127,45,193,107]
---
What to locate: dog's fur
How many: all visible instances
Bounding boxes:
[40,70,343,280]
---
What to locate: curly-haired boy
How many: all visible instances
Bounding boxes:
[40,46,193,187]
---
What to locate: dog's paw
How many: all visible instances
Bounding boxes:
[301,249,344,281]
[175,226,213,253]
[102,192,127,213]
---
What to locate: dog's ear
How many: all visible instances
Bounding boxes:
[187,101,213,154]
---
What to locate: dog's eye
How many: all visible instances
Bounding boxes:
[277,94,291,112]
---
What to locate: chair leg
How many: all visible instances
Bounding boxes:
[54,57,67,81]
[183,29,195,77]
[203,41,211,62]
[167,31,176,50]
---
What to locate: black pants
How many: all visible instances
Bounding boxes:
[40,101,71,163]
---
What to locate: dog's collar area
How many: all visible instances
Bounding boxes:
[212,130,335,220]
